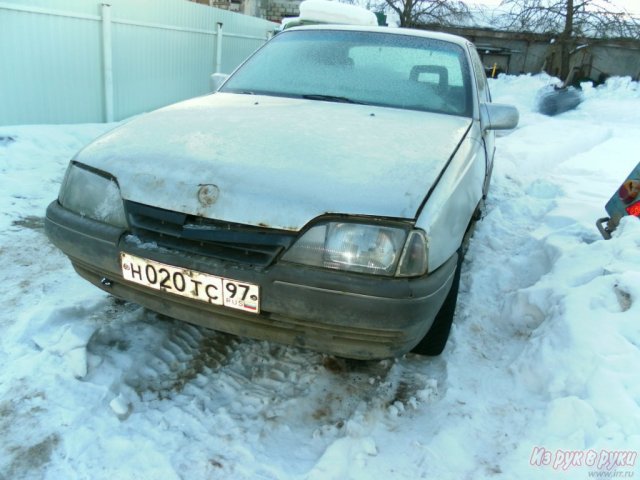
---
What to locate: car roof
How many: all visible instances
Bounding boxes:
[284,24,471,49]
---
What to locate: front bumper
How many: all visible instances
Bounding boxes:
[45,201,457,359]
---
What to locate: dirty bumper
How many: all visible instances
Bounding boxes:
[45,201,457,359]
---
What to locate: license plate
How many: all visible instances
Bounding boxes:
[120,252,260,314]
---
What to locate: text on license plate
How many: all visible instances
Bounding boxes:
[120,253,260,314]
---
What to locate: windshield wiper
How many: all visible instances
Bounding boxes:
[301,94,363,104]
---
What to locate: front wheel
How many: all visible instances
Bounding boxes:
[410,251,462,356]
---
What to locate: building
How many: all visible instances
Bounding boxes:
[422,24,640,83]
[189,0,300,22]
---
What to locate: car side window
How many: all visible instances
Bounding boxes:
[469,47,491,102]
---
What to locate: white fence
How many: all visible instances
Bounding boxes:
[0,0,277,125]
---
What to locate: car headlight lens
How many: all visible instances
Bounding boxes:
[282,221,428,277]
[396,230,429,277]
[58,162,127,228]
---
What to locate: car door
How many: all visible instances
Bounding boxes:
[468,45,495,198]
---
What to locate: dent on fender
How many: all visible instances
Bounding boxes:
[415,126,485,271]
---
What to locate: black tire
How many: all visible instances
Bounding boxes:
[411,250,463,356]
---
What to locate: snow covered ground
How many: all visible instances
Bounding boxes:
[1,75,639,479]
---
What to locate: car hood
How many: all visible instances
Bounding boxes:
[77,93,471,231]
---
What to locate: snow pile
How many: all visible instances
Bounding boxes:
[472,74,640,478]
[0,75,639,479]
[506,216,640,463]
[299,0,378,27]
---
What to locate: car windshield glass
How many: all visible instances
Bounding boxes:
[221,30,473,117]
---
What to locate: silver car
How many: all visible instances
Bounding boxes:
[45,25,518,359]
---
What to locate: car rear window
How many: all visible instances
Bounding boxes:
[221,29,473,117]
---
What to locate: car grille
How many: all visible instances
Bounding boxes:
[124,201,296,268]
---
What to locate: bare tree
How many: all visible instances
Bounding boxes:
[378,0,469,28]
[499,0,640,79]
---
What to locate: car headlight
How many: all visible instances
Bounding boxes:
[281,221,428,277]
[58,162,127,228]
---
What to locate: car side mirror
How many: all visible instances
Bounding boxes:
[210,73,229,92]
[480,103,519,131]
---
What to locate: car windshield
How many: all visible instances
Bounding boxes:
[221,29,473,117]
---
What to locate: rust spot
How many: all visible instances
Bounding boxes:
[197,184,219,207]
[322,356,347,374]
[312,406,331,420]
[257,222,298,232]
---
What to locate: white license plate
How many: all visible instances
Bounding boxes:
[120,252,260,314]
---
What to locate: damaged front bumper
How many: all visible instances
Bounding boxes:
[45,201,457,359]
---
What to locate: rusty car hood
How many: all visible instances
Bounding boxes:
[76,93,471,231]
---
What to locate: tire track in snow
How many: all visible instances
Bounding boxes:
[60,296,445,477]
